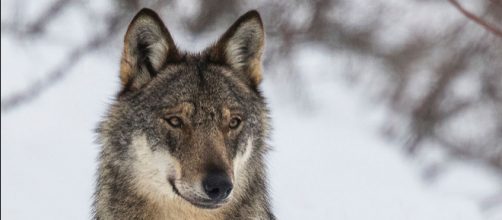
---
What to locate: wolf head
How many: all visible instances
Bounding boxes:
[97,8,269,210]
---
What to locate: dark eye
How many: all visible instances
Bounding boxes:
[166,116,183,128]
[229,117,241,129]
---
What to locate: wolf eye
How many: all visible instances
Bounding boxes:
[165,116,183,128]
[229,117,241,129]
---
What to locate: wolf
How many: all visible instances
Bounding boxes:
[93,8,274,220]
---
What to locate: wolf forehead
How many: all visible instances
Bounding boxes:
[128,62,261,110]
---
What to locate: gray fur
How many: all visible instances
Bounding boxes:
[93,8,274,220]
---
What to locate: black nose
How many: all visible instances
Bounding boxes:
[202,172,233,202]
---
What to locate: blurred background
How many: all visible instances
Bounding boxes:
[1,0,501,219]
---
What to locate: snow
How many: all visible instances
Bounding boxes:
[2,1,501,219]
[264,49,498,220]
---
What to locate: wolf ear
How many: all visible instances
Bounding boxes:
[210,10,265,87]
[120,8,178,92]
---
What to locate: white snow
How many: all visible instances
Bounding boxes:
[264,48,499,220]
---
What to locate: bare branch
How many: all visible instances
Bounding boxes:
[448,0,502,37]
[26,0,73,34]
[1,15,122,113]
[1,0,74,36]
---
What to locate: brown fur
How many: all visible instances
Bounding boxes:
[94,8,274,220]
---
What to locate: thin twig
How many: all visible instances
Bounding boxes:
[1,0,73,36]
[1,15,122,113]
[448,0,502,37]
[26,0,73,34]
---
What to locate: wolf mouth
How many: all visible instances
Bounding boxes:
[168,179,227,209]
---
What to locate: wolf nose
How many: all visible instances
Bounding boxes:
[203,172,233,202]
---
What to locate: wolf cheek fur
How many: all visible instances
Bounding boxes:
[93,8,275,220]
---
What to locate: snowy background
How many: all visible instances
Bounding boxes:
[2,0,501,219]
